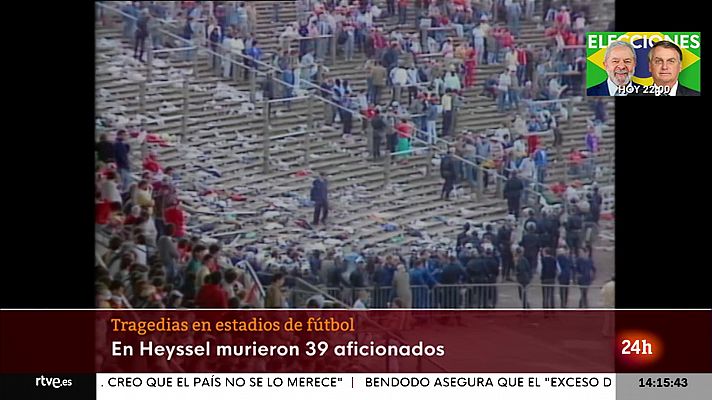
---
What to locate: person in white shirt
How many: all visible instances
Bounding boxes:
[472,25,485,64]
[512,135,527,157]
[548,77,566,100]
[360,10,373,29]
[101,172,123,205]
[300,50,317,81]
[429,73,442,97]
[512,115,526,136]
[390,65,408,102]
[302,45,316,66]
[443,69,461,91]
[505,46,518,70]
[564,184,580,204]
[497,70,511,112]
[496,125,511,141]
[518,155,535,205]
[525,0,536,20]
[356,89,368,112]
[601,276,614,308]
[326,12,336,33]
[133,234,148,265]
[441,38,454,58]
[370,4,382,18]
[406,65,419,104]
[279,23,299,52]
[559,105,569,121]
[222,33,244,79]
[352,290,369,309]
[407,33,421,53]
[427,36,438,54]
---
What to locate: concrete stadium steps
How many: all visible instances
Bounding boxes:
[97,25,513,251]
[95,1,613,253]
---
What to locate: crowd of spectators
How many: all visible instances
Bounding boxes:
[97,1,611,310]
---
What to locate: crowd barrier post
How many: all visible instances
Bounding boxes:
[262,90,271,174]
[180,77,189,142]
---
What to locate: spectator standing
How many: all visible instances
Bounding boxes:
[440,149,457,200]
[393,264,412,308]
[503,171,524,218]
[113,131,131,193]
[265,273,287,308]
[157,224,180,285]
[497,69,511,112]
[395,118,413,160]
[575,255,595,308]
[310,172,329,225]
[371,109,387,159]
[557,247,573,307]
[134,10,150,62]
[533,145,548,186]
[539,247,558,308]
[441,89,454,136]
[497,216,515,281]
[514,247,531,308]
[398,0,408,25]
[370,62,387,104]
[425,98,438,144]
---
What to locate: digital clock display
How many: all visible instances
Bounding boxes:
[638,377,688,388]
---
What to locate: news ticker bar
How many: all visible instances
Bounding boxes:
[2,373,709,400]
[1,310,710,373]
[92,374,710,400]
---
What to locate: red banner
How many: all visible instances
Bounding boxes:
[0,310,709,374]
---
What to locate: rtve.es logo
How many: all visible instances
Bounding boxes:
[35,375,73,389]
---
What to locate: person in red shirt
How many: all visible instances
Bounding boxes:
[568,149,583,177]
[164,200,186,238]
[550,180,567,196]
[501,30,514,49]
[527,132,539,156]
[195,271,228,308]
[464,48,477,87]
[123,205,143,226]
[177,238,192,263]
[373,28,387,60]
[395,118,412,160]
[96,191,111,226]
[143,152,162,174]
[516,45,528,84]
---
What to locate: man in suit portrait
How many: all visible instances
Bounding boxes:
[644,40,700,96]
[588,40,643,96]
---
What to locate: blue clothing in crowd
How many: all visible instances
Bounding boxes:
[410,267,437,308]
[575,257,596,286]
[310,178,328,203]
[557,254,573,285]
[113,140,130,170]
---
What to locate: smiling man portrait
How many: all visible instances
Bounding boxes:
[587,40,643,96]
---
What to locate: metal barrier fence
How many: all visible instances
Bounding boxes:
[318,282,607,309]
